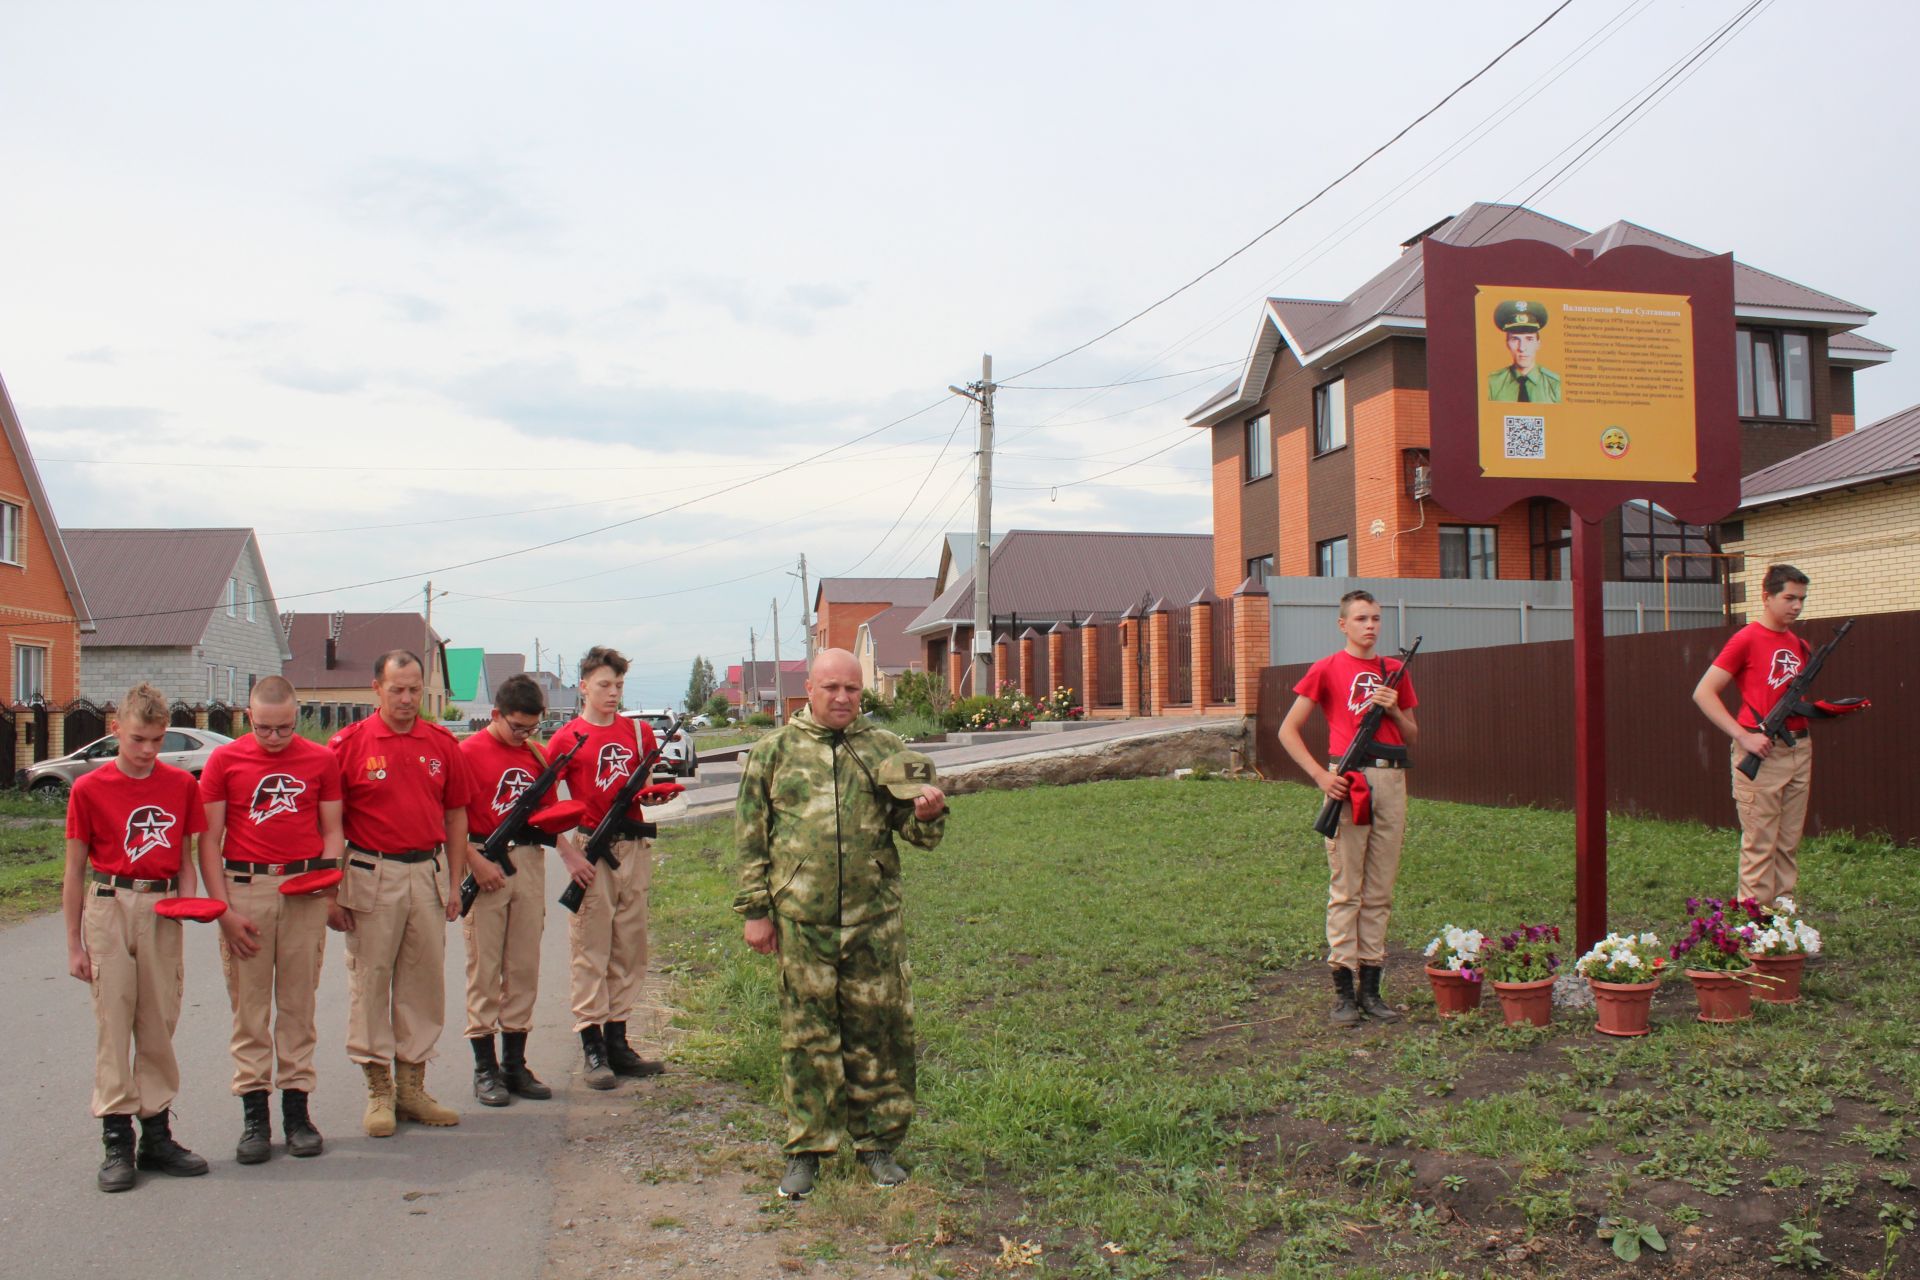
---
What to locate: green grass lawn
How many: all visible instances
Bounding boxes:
[0,791,68,922]
[650,778,1918,1279]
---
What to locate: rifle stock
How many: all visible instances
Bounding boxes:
[1311,637,1422,840]
[558,713,691,914]
[458,731,587,918]
[1735,619,1854,781]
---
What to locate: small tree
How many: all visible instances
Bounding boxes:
[702,691,732,723]
[684,656,717,712]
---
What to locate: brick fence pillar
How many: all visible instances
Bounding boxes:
[1046,625,1068,704]
[1189,595,1215,708]
[1232,576,1270,720]
[1147,600,1172,717]
[1120,608,1143,717]
[1079,623,1100,710]
[992,638,1012,696]
[947,636,966,700]
[1017,629,1038,700]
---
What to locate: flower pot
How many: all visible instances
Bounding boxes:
[1744,952,1805,1004]
[1492,977,1555,1028]
[1425,965,1484,1017]
[1588,978,1659,1037]
[1685,968,1754,1023]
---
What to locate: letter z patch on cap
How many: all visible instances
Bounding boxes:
[876,750,937,799]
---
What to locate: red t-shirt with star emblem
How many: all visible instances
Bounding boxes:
[198,734,344,863]
[329,712,474,852]
[1292,650,1419,758]
[555,715,658,829]
[461,727,552,840]
[67,761,208,879]
[1713,622,1812,733]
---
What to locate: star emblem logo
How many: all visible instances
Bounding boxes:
[596,743,633,791]
[491,767,535,816]
[248,772,306,825]
[124,805,177,863]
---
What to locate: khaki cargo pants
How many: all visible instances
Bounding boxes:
[85,886,184,1117]
[338,850,449,1066]
[220,869,330,1094]
[1324,765,1408,970]
[463,843,547,1037]
[567,835,649,1031]
[1731,735,1812,907]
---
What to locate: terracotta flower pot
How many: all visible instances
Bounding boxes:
[1492,977,1555,1027]
[1425,965,1484,1017]
[1744,952,1805,1004]
[1588,978,1659,1037]
[1685,968,1754,1023]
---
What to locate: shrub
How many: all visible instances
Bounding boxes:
[745,711,776,727]
[1035,685,1085,721]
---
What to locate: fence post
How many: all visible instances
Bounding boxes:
[947,632,967,700]
[1120,605,1144,716]
[1635,600,1646,634]
[1519,600,1530,644]
[1189,592,1214,708]
[1046,623,1068,703]
[1017,628,1038,700]
[1079,620,1101,711]
[1147,599,1172,716]
[1232,575,1270,719]
[992,634,1013,696]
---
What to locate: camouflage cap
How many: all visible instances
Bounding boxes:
[875,750,938,799]
[1493,299,1548,333]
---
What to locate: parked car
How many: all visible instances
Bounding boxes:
[24,727,235,793]
[624,709,697,778]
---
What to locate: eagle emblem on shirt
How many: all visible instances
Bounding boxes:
[596,742,633,791]
[1347,671,1384,715]
[1768,648,1802,690]
[248,773,306,825]
[491,767,535,816]
[124,806,177,863]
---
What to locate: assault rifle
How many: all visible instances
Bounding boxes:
[1736,619,1867,780]
[1313,636,1423,840]
[558,714,691,914]
[459,730,588,918]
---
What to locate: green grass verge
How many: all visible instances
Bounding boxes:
[652,778,1916,1277]
[0,805,67,922]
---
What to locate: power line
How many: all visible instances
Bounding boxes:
[827,401,973,577]
[997,359,1244,392]
[996,0,1574,385]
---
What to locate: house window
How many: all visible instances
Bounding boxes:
[1244,414,1273,481]
[1315,537,1350,578]
[226,667,237,702]
[13,643,48,700]
[1439,525,1498,580]
[227,577,240,617]
[1312,378,1347,455]
[1529,499,1572,580]
[245,584,256,621]
[1621,500,1717,582]
[1246,554,1273,585]
[207,664,218,701]
[1736,328,1812,421]
[0,500,21,565]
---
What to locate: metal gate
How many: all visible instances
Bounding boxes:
[1058,628,1083,707]
[0,706,15,786]
[64,700,108,752]
[170,701,196,728]
[1166,609,1193,706]
[1094,623,1123,707]
[208,704,235,736]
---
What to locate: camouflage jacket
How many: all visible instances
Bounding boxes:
[733,707,945,927]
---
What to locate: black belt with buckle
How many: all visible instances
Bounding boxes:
[224,855,337,883]
[575,822,657,843]
[346,843,441,864]
[478,829,558,849]
[89,871,179,894]
[1331,758,1409,771]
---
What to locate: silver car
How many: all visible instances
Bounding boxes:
[23,727,235,794]
[625,710,697,779]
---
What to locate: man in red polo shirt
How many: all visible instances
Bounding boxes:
[330,650,473,1136]
[62,682,210,1192]
[554,646,662,1088]
[197,675,344,1164]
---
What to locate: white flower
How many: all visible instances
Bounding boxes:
[1424,938,1440,958]
[1624,954,1641,969]
[1638,932,1658,946]
[1773,896,1797,915]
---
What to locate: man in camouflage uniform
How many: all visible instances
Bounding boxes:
[734,648,947,1200]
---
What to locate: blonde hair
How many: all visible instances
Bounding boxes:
[117,682,171,730]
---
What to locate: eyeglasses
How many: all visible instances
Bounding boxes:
[502,720,540,737]
[254,724,298,738]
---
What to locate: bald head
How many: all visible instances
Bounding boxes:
[807,648,863,730]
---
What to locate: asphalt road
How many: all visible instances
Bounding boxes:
[0,888,589,1279]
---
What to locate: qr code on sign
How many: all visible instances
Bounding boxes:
[1503,415,1546,459]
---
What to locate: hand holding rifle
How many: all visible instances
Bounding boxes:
[558,714,692,914]
[1735,619,1868,780]
[1312,637,1422,840]
[458,730,588,918]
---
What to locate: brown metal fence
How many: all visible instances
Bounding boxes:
[1166,609,1193,705]
[1030,635,1050,699]
[1094,623,1124,707]
[1255,611,1920,846]
[1059,630,1083,706]
[1211,598,1236,704]
[64,700,108,751]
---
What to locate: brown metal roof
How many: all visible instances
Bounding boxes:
[857,604,924,670]
[1741,404,1920,508]
[813,576,935,609]
[284,611,446,687]
[66,528,271,649]
[906,529,1213,634]
[483,653,525,697]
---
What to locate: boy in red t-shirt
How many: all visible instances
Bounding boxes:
[1277,591,1421,1027]
[61,683,210,1192]
[459,674,594,1105]
[554,646,663,1089]
[1692,563,1814,906]
[197,675,344,1164]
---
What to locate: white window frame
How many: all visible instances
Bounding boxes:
[0,500,22,566]
[13,642,49,701]
[227,577,240,617]
[1244,414,1273,481]
[1315,536,1350,578]
[1313,378,1347,455]
[245,583,256,621]
[207,664,218,701]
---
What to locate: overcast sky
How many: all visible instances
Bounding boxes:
[3,0,1911,708]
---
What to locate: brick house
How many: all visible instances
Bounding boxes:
[853,604,925,699]
[1189,203,1893,595]
[283,611,454,724]
[723,659,807,719]
[812,577,935,654]
[65,528,291,707]
[1,371,92,770]
[1724,403,1920,620]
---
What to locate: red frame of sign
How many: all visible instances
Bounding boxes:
[1423,238,1740,525]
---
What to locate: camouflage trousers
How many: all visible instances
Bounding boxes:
[773,910,916,1156]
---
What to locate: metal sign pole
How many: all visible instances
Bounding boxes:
[1572,516,1607,953]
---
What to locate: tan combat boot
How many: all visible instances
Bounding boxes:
[362,1062,398,1138]
[394,1059,460,1127]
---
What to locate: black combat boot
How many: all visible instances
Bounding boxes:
[470,1034,510,1107]
[859,1148,909,1187]
[236,1089,272,1164]
[778,1153,819,1200]
[500,1031,551,1099]
[1329,967,1362,1027]
[602,1020,664,1077]
[281,1089,324,1157]
[98,1114,136,1193]
[1358,964,1403,1023]
[135,1109,209,1177]
[579,1025,615,1091]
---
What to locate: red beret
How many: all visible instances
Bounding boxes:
[530,800,587,835]
[154,896,229,923]
[279,867,344,897]
[633,783,685,811]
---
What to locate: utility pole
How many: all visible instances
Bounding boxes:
[423,581,437,716]
[771,598,785,726]
[748,628,758,717]
[949,354,995,695]
[534,637,542,675]
[796,554,814,663]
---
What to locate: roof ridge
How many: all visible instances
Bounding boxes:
[1733,257,1869,315]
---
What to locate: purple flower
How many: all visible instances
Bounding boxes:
[1686,897,1700,912]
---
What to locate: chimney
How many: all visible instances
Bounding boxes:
[326,610,345,671]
